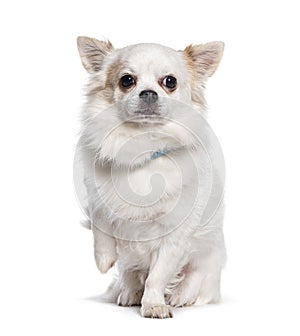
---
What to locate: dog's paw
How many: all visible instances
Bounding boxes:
[166,293,196,307]
[95,251,117,274]
[118,289,143,307]
[166,288,219,307]
[140,304,173,319]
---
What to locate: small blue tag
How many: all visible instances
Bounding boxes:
[151,148,170,160]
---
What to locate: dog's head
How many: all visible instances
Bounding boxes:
[77,37,224,124]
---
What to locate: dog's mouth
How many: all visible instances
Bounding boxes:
[134,107,160,116]
[128,107,165,124]
[120,98,169,124]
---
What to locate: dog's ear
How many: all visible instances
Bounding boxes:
[183,42,224,105]
[77,36,114,73]
[183,41,224,79]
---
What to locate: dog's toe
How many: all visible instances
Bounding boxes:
[141,304,173,319]
[118,290,143,306]
[168,294,194,307]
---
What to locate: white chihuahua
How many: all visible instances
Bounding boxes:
[76,36,226,318]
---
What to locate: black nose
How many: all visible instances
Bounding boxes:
[139,90,158,104]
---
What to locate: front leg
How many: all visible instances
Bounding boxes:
[93,223,118,274]
[117,270,146,306]
[141,241,186,319]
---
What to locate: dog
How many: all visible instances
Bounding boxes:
[76,36,226,318]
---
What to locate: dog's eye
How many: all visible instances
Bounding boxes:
[162,76,177,90]
[120,75,136,88]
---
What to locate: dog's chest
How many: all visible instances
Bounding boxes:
[95,155,183,220]
[127,157,181,197]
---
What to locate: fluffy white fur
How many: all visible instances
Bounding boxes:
[77,37,226,318]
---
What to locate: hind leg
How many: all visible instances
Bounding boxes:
[167,252,222,307]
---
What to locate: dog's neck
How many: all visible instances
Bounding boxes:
[150,148,170,160]
[96,144,186,169]
[83,117,200,169]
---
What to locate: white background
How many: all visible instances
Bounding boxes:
[1,0,300,335]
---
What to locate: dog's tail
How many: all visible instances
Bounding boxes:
[80,206,92,229]
[80,219,92,230]
[100,276,120,303]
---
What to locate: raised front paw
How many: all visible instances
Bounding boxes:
[140,304,173,319]
[95,251,117,274]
